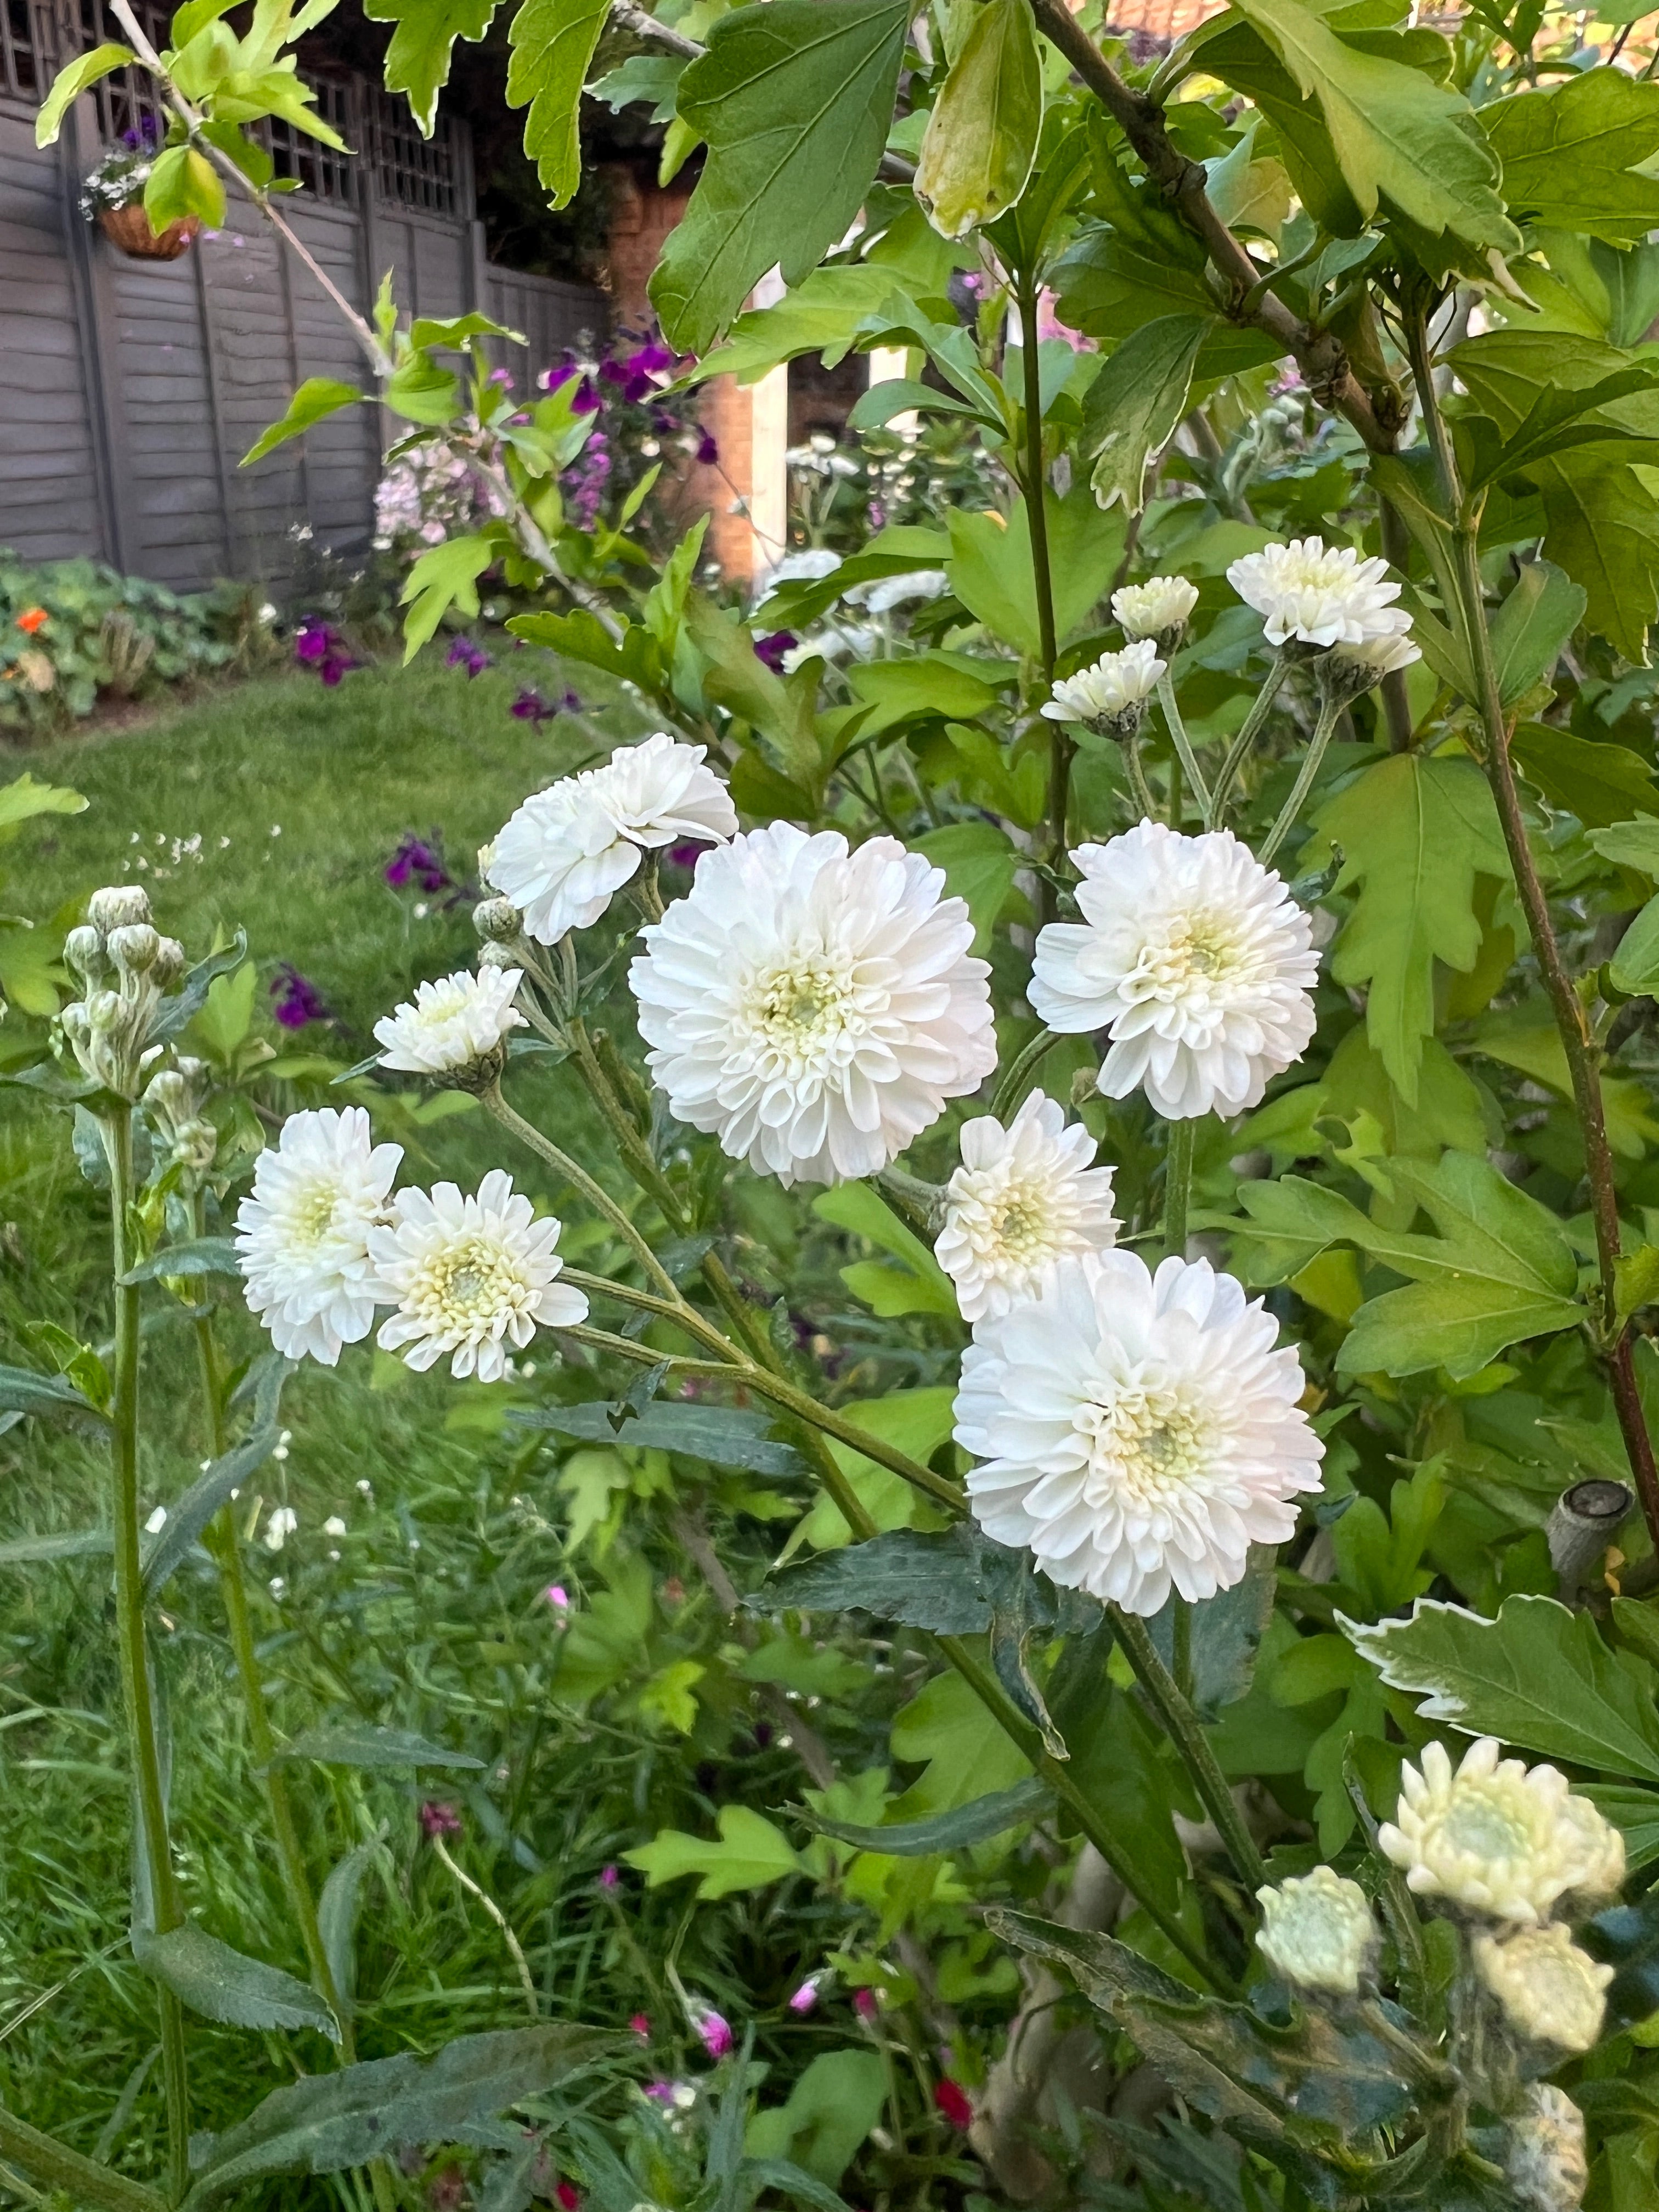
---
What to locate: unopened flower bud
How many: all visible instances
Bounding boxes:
[145,1070,190,1120]
[60,1002,91,1046]
[1506,2083,1588,2212]
[685,1997,733,2059]
[88,885,151,933]
[107,923,160,975]
[64,926,107,983]
[1256,1866,1376,1995]
[151,936,187,988]
[87,988,122,1032]
[475,896,521,942]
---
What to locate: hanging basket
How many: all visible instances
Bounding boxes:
[97,204,200,261]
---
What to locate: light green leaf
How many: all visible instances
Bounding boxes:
[946,487,1126,657]
[1310,753,1509,1103]
[1488,561,1585,707]
[623,1804,801,1897]
[133,1921,337,2040]
[1227,0,1517,253]
[144,143,225,230]
[799,1775,1052,1857]
[1344,1593,1659,1781]
[506,0,610,205]
[1483,71,1659,245]
[1511,722,1659,828]
[385,353,461,426]
[845,653,1005,736]
[648,0,912,353]
[35,42,132,145]
[1081,314,1209,515]
[364,0,496,134]
[746,2052,887,2187]
[695,264,910,384]
[889,1664,1031,1818]
[684,593,822,788]
[0,772,87,833]
[802,1388,960,1547]
[1592,818,1659,875]
[1612,894,1659,996]
[914,0,1042,240]
[400,534,495,659]
[242,377,366,468]
[814,1181,958,1318]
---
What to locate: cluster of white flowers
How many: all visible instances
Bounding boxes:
[1030,822,1320,1121]
[955,1249,1323,1613]
[373,435,507,555]
[1380,1735,1623,2057]
[630,822,997,1187]
[236,1110,587,1379]
[487,732,738,945]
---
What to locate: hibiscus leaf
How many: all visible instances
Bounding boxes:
[506,0,611,206]
[364,0,496,134]
[1482,70,1659,245]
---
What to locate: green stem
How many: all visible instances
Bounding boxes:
[1163,1116,1194,1260]
[483,1084,680,1305]
[1111,1606,1266,1893]
[1158,672,1212,826]
[1210,652,1291,819]
[103,1110,190,2206]
[991,1028,1063,1123]
[1122,731,1158,822]
[561,1266,743,1363]
[0,2105,166,2212]
[1257,696,1341,868]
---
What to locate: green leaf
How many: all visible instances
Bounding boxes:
[1344,1594,1659,1781]
[684,594,822,789]
[759,1527,993,1633]
[1616,1245,1659,1328]
[1592,818,1659,875]
[889,1664,1032,1817]
[241,378,365,467]
[1583,1785,1659,1875]
[142,1420,286,1594]
[35,42,133,145]
[1081,314,1209,515]
[813,1181,958,1318]
[400,534,495,659]
[946,487,1126,657]
[510,1397,808,1475]
[1487,561,1586,706]
[911,821,1020,955]
[183,2028,614,2208]
[0,1530,112,1565]
[797,1775,1052,1857]
[133,1921,337,2040]
[385,353,461,426]
[844,652,1006,736]
[1612,893,1659,996]
[695,264,909,384]
[1227,0,1517,254]
[1483,70,1659,244]
[364,0,497,134]
[506,0,610,205]
[1511,721,1659,828]
[1146,1553,1276,1722]
[1311,753,1509,1103]
[144,143,225,230]
[0,772,87,833]
[0,1363,110,1431]
[913,0,1042,240]
[848,376,986,431]
[278,1723,486,1771]
[623,1804,801,1897]
[120,1236,241,1285]
[317,1842,381,2018]
[746,2051,887,2189]
[648,0,912,353]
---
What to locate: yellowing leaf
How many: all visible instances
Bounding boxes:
[915,0,1042,240]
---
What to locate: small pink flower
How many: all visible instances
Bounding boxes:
[788,1973,825,2015]
[645,2079,679,2105]
[629,2012,652,2038]
[545,1583,569,1609]
[934,2079,973,2132]
[599,1864,620,1890]
[420,1801,462,1839]
[687,1998,733,2058]
[554,2185,579,2211]
[853,1987,879,2022]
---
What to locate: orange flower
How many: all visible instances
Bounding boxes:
[16,607,48,635]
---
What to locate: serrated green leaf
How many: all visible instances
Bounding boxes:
[133,1921,337,2040]
[1310,753,1508,1103]
[400,533,495,658]
[183,2027,614,2208]
[241,378,365,468]
[1345,1594,1659,1779]
[506,0,610,205]
[914,0,1042,240]
[648,0,912,353]
[1483,71,1659,244]
[623,1804,801,1897]
[1081,314,1209,515]
[364,0,496,134]
[0,772,87,833]
[278,1723,485,1771]
[759,1526,992,1633]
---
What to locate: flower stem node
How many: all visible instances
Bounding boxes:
[1474,1924,1613,2054]
[1378,1737,1626,1925]
[1255,1866,1377,1995]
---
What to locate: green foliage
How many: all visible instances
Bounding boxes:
[913,0,1042,242]
[507,0,611,206]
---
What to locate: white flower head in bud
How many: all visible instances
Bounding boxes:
[1030,822,1319,1120]
[935,1090,1120,1323]
[488,732,738,945]
[473,895,521,943]
[955,1249,1323,1615]
[1041,640,1165,732]
[1507,2084,1589,2212]
[1112,575,1200,645]
[1379,1737,1626,1925]
[1227,536,1406,650]
[151,936,187,989]
[106,923,159,975]
[630,822,997,1187]
[88,884,152,934]
[369,1170,589,1381]
[263,1504,298,1554]
[1255,1867,1377,1995]
[1474,1924,1613,2054]
[235,1107,402,1366]
[373,967,525,1079]
[64,926,107,983]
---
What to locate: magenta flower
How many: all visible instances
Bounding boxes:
[269,966,326,1030]
[754,630,795,673]
[385,836,450,894]
[511,689,555,723]
[599,1864,620,1890]
[544,1583,570,1609]
[445,636,490,678]
[934,2079,973,2132]
[420,1801,462,1839]
[645,2081,679,2105]
[686,1999,733,2059]
[294,616,356,686]
[630,2012,652,2038]
[853,1987,879,2022]
[788,1973,825,2015]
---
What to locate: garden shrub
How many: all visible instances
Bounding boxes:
[0,554,249,733]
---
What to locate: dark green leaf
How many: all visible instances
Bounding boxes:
[1487,561,1586,706]
[1483,70,1659,243]
[318,1842,382,2017]
[142,1422,286,1595]
[1147,1551,1277,1721]
[1511,721,1659,828]
[278,1723,486,1772]
[758,1527,994,1634]
[133,1921,337,2040]
[1081,314,1210,514]
[511,1397,807,1475]
[120,1237,241,1286]
[0,1363,110,1431]
[151,934,250,1046]
[796,1775,1052,1856]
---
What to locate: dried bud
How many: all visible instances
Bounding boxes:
[64,925,108,983]
[474,896,522,942]
[1507,2084,1588,2212]
[107,923,160,975]
[88,885,152,933]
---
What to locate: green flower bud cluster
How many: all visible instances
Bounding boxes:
[58,885,188,1101]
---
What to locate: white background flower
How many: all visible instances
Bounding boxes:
[374,966,524,1074]
[956,1249,1323,1614]
[1113,575,1199,641]
[1227,535,1409,650]
[1474,1925,1612,2052]
[236,1107,401,1365]
[935,1090,1119,1322]
[1042,640,1164,727]
[1378,1737,1626,1924]
[1030,822,1319,1119]
[369,1170,589,1381]
[630,822,996,1186]
[488,733,737,944]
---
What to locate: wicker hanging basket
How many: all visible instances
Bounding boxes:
[97,204,200,260]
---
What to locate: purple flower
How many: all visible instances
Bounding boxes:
[385,837,450,894]
[270,965,327,1030]
[599,1864,620,1890]
[445,636,490,678]
[867,500,886,529]
[695,430,719,466]
[488,367,515,389]
[559,687,583,713]
[598,357,627,387]
[667,839,712,870]
[686,2000,733,2059]
[420,1801,462,1839]
[631,341,675,377]
[754,631,795,674]
[511,689,555,724]
[571,379,601,415]
[789,1973,826,2015]
[645,2081,679,2106]
[295,616,357,686]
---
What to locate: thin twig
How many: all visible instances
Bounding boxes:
[430,1837,539,2018]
